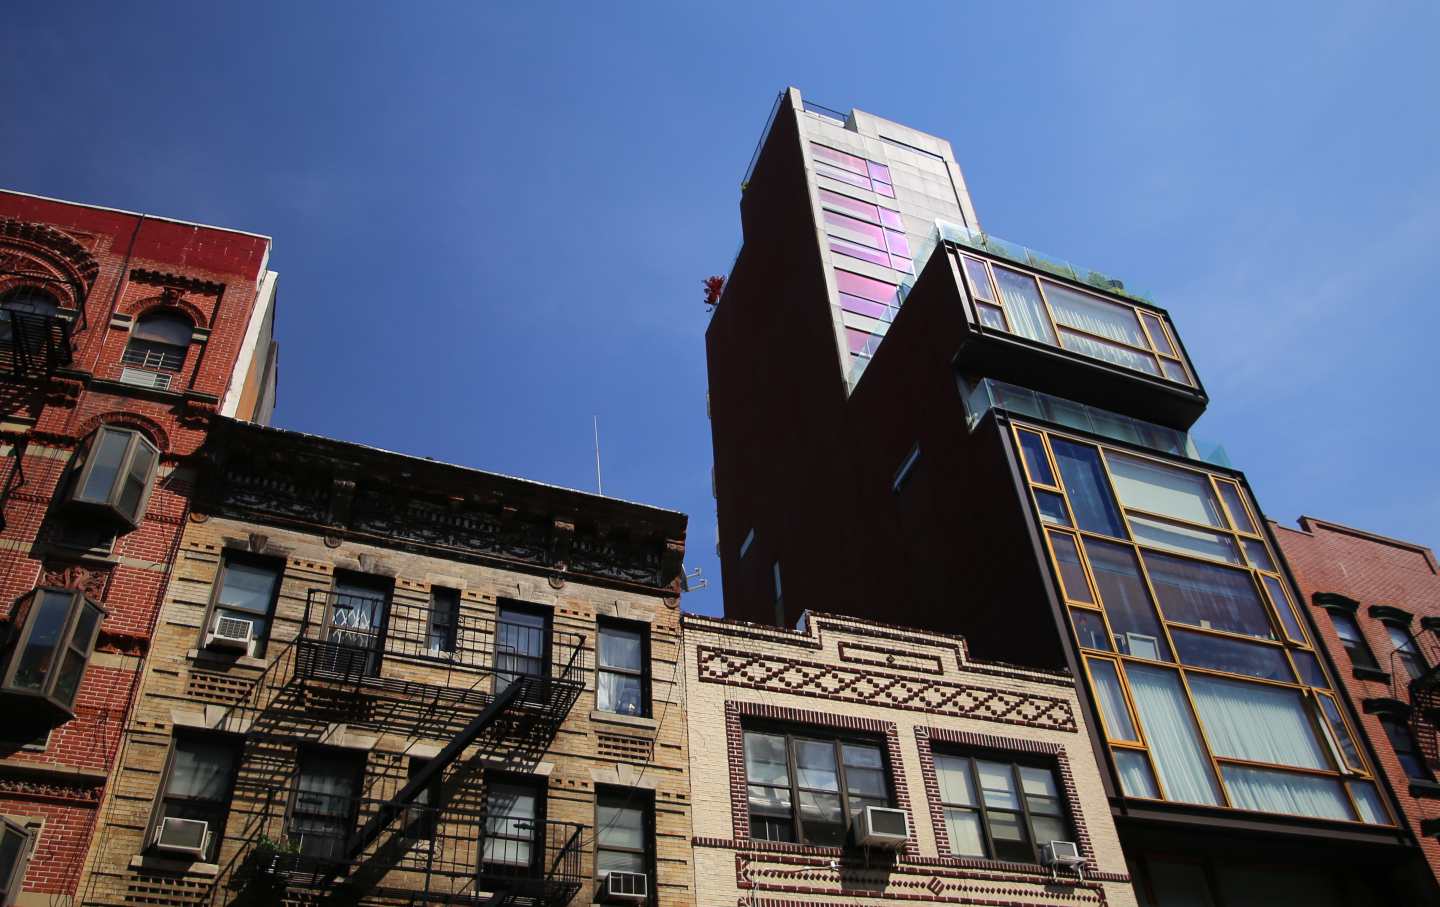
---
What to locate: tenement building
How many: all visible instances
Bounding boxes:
[683,611,1137,906]
[705,87,1437,902]
[75,417,692,907]
[1274,516,1440,888]
[0,191,277,905]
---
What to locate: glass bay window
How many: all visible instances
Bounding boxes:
[1014,423,1391,825]
[65,426,160,528]
[0,587,105,721]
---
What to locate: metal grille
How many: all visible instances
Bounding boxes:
[122,341,185,371]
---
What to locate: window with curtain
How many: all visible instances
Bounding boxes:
[1187,674,1328,769]
[153,735,239,862]
[1041,280,1149,348]
[933,753,1071,863]
[1126,665,1221,805]
[597,620,648,717]
[1142,551,1275,641]
[1327,610,1378,670]
[482,778,542,871]
[991,265,1058,345]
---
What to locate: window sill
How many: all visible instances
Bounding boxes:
[129,854,219,877]
[1353,666,1390,683]
[590,710,658,732]
[187,648,268,670]
[1409,780,1440,800]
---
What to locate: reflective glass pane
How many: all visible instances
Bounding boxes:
[132,312,193,345]
[1106,453,1225,528]
[814,160,874,190]
[943,807,985,856]
[70,602,101,653]
[1041,281,1148,348]
[117,440,156,521]
[1072,609,1111,651]
[1083,539,1170,659]
[976,761,1019,810]
[878,207,903,229]
[934,755,975,806]
[747,783,790,815]
[1219,764,1351,820]
[840,291,889,319]
[890,255,913,274]
[1215,481,1257,534]
[599,625,643,671]
[1242,538,1276,572]
[1261,575,1307,644]
[873,181,895,198]
[743,732,790,786]
[1161,358,1192,385]
[13,591,72,690]
[597,850,645,874]
[1315,692,1364,772]
[1049,531,1093,604]
[1088,657,1139,741]
[976,302,1006,329]
[1172,629,1294,682]
[794,740,840,791]
[78,429,131,503]
[866,161,892,182]
[987,810,1031,861]
[1348,780,1388,825]
[1058,327,1161,376]
[1017,430,1055,486]
[835,270,899,305]
[992,265,1058,345]
[818,188,879,221]
[1050,440,1126,538]
[1126,665,1222,805]
[169,738,238,800]
[1292,650,1328,688]
[1129,513,1242,565]
[829,236,891,267]
[219,561,280,615]
[1030,815,1067,848]
[797,790,844,844]
[52,649,87,706]
[1114,749,1160,798]
[823,209,887,249]
[884,230,911,257]
[1143,551,1275,641]
[1140,311,1176,357]
[961,257,995,302]
[810,143,868,175]
[597,803,646,851]
[1188,674,1329,770]
[1035,490,1071,527]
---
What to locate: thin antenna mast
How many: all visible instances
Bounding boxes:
[593,416,603,495]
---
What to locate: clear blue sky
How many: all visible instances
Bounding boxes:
[5,3,1437,616]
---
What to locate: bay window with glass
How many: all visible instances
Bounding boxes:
[1014,423,1393,826]
[0,587,105,722]
[64,425,161,528]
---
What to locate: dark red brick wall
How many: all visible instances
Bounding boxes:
[1274,516,1440,887]
[0,191,269,897]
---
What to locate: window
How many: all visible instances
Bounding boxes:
[123,311,191,373]
[772,562,783,607]
[595,788,654,893]
[742,729,892,846]
[65,426,160,528]
[205,554,281,657]
[289,749,363,861]
[892,444,920,493]
[495,605,548,693]
[0,588,104,720]
[1379,715,1431,781]
[0,286,59,348]
[482,777,543,874]
[738,528,755,559]
[1382,622,1426,681]
[1328,610,1379,671]
[323,574,391,676]
[428,587,459,656]
[934,754,1071,863]
[403,758,441,841]
[151,735,240,862]
[596,620,648,717]
[0,816,35,907]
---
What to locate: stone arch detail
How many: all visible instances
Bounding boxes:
[0,219,100,309]
[122,292,207,330]
[76,411,171,454]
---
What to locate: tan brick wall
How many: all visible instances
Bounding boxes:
[683,613,1137,906]
[76,515,695,906]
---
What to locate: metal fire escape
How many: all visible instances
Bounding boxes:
[211,589,587,906]
[1403,618,1440,770]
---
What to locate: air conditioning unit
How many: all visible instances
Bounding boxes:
[853,806,908,849]
[119,367,172,390]
[1041,840,1084,869]
[206,615,254,652]
[152,817,209,859]
[599,870,649,902]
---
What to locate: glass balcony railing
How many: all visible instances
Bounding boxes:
[932,221,1153,304]
[964,377,1230,467]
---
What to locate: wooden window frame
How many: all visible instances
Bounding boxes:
[198,551,283,659]
[427,587,460,656]
[932,751,1074,864]
[594,786,656,902]
[145,732,242,863]
[595,618,650,718]
[480,772,546,877]
[741,724,895,847]
[0,587,105,719]
[65,426,160,529]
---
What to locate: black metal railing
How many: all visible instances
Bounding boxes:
[1403,618,1440,765]
[253,791,583,906]
[121,341,185,372]
[294,590,587,704]
[0,310,72,376]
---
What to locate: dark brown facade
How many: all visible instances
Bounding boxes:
[705,88,1436,903]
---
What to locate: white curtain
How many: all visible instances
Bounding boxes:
[1127,665,1221,805]
[1087,658,1138,741]
[1042,281,1148,347]
[992,266,1058,345]
[1220,764,1352,820]
[1113,749,1159,798]
[1056,329,1160,375]
[1347,780,1387,824]
[1188,674,1328,769]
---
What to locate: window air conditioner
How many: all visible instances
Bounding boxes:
[1041,840,1084,869]
[853,806,909,849]
[599,870,649,902]
[152,817,209,858]
[206,615,254,652]
[119,367,172,390]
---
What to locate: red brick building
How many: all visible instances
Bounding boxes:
[1275,516,1440,887]
[0,191,277,904]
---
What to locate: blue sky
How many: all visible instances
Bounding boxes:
[5,3,1437,616]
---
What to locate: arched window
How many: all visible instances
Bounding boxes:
[0,286,59,346]
[123,311,192,375]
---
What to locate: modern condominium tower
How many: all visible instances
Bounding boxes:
[704,87,1436,903]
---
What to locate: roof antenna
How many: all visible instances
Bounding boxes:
[593,416,603,495]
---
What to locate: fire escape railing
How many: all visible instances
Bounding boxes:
[1401,618,1440,766]
[0,310,73,378]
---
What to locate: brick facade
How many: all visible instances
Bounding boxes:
[1274,516,1440,888]
[683,611,1137,906]
[0,191,276,903]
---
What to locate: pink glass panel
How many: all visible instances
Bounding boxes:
[829,238,891,267]
[811,143,868,175]
[839,292,889,320]
[819,189,879,221]
[814,161,873,190]
[835,270,899,305]
[884,230,911,256]
[878,208,903,229]
[873,181,895,198]
[823,210,886,249]
[890,256,914,274]
[845,327,874,355]
[867,162,893,182]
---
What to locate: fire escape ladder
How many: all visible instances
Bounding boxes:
[346,679,524,861]
[1407,618,1440,764]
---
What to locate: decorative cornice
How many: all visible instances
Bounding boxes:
[130,268,224,297]
[0,218,100,290]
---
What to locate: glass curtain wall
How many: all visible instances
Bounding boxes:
[1012,423,1391,825]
